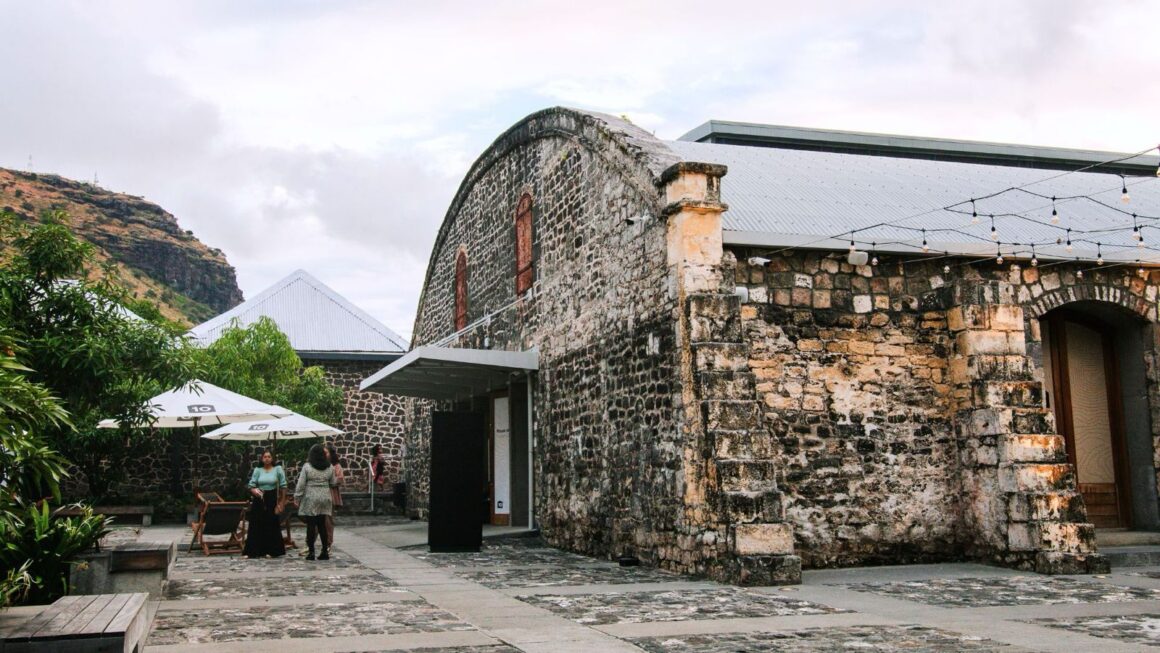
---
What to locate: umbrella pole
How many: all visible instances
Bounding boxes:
[271,434,277,462]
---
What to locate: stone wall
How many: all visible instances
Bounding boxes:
[732,251,960,568]
[301,357,408,491]
[405,108,724,573]
[727,248,1159,572]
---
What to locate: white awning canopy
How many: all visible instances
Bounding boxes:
[359,346,539,400]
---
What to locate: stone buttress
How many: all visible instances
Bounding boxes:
[661,161,802,584]
[949,279,1109,573]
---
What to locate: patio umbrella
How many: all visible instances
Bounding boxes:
[200,412,343,457]
[98,380,292,492]
[98,380,291,428]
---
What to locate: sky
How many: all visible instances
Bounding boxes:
[1,0,1157,340]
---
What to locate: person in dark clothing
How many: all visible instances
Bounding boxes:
[242,450,287,559]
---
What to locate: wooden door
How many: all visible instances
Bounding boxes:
[1044,315,1131,528]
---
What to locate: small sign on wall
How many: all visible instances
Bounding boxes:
[493,397,511,516]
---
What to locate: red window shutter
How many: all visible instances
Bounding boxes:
[454,250,468,331]
[515,194,534,295]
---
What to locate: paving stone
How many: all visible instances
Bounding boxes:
[1028,613,1160,647]
[844,576,1160,607]
[402,539,595,568]
[630,625,1029,652]
[460,563,680,589]
[164,573,399,600]
[349,647,520,653]
[517,588,844,625]
[148,600,476,645]
[172,547,362,573]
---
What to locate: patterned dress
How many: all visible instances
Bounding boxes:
[294,463,336,517]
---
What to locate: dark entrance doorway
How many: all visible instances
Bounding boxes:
[1043,311,1131,528]
[429,411,486,552]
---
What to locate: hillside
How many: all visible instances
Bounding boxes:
[0,168,243,325]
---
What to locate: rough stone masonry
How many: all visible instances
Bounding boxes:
[396,107,1158,585]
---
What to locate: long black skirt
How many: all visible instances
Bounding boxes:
[243,491,285,558]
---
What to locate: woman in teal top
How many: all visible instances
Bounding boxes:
[242,450,287,558]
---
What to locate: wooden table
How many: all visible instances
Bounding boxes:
[0,593,151,653]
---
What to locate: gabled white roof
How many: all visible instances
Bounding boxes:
[189,269,406,354]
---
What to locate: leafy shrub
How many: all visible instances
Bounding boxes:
[0,501,110,605]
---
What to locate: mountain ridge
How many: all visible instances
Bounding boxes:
[0,167,243,325]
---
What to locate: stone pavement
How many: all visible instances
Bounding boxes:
[132,519,1160,651]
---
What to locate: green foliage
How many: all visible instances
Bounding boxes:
[197,317,344,468]
[198,317,343,424]
[0,501,110,605]
[0,209,199,499]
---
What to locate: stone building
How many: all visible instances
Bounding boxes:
[361,107,1160,585]
[191,269,408,489]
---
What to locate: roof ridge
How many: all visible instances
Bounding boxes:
[189,269,405,352]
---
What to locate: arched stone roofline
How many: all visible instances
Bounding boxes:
[1027,282,1157,322]
[408,107,682,346]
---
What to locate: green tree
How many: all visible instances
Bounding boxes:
[0,330,110,607]
[0,210,199,500]
[198,316,343,424]
[196,317,344,470]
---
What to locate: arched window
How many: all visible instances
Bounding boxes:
[454,249,468,331]
[515,193,534,296]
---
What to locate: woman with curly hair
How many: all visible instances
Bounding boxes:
[294,443,337,560]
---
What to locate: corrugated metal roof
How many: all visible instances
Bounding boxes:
[189,269,406,353]
[666,140,1160,262]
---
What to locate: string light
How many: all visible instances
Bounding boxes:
[870,242,878,267]
[734,142,1159,276]
[995,242,1004,266]
[1137,260,1146,277]
[943,263,950,274]
[1077,267,1084,279]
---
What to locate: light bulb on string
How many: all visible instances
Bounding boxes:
[990,215,998,241]
[1137,260,1146,278]
[1121,176,1131,203]
[1050,197,1059,224]
[1133,214,1141,241]
[995,242,1004,266]
[1077,267,1084,279]
[1097,242,1104,266]
[1065,228,1073,252]
[849,233,856,253]
[1140,227,1146,249]
[870,242,878,267]
[1031,245,1038,267]
[971,199,979,225]
[921,228,929,253]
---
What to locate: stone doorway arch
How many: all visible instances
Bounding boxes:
[1036,299,1159,531]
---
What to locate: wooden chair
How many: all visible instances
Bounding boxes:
[191,501,248,556]
[279,501,298,549]
[187,491,226,553]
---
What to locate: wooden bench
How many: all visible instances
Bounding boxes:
[55,506,154,527]
[0,593,151,653]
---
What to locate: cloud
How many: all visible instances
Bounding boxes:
[1,0,1157,337]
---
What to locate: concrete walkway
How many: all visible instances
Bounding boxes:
[133,519,1160,651]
